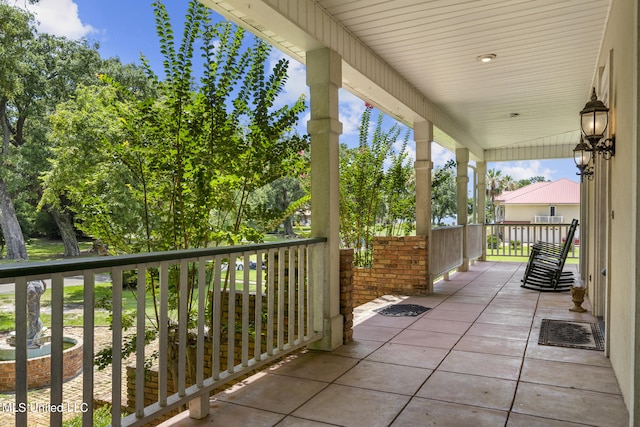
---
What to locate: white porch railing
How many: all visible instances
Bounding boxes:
[466,224,484,261]
[486,223,579,258]
[0,238,326,427]
[534,215,564,224]
[430,226,464,278]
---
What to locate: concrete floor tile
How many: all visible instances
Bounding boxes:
[525,339,612,367]
[293,384,410,427]
[366,342,449,369]
[359,313,423,328]
[217,372,328,414]
[466,323,532,340]
[277,416,337,426]
[158,400,285,426]
[476,312,534,328]
[533,309,596,322]
[507,412,594,427]
[408,317,472,334]
[521,358,623,394]
[391,328,461,349]
[484,304,536,316]
[330,339,383,359]
[513,382,629,426]
[444,295,494,304]
[436,301,487,314]
[425,308,481,322]
[416,371,517,411]
[439,350,522,380]
[391,397,508,427]
[352,324,402,342]
[335,360,432,395]
[268,352,358,382]
[454,334,526,357]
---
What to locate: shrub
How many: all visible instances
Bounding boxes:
[487,234,501,249]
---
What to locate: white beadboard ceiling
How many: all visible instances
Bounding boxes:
[201,0,611,159]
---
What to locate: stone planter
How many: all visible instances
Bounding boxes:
[569,286,587,313]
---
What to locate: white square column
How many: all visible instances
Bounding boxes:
[414,121,433,236]
[456,148,469,271]
[307,48,344,350]
[476,161,487,260]
[414,121,434,291]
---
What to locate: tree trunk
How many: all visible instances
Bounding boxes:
[283,216,294,236]
[278,186,295,236]
[0,179,27,260]
[48,206,80,257]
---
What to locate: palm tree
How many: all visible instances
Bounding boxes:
[486,169,503,223]
[501,175,519,191]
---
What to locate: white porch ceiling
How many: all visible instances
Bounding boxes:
[200,0,611,161]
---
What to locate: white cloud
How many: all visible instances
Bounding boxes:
[394,139,416,163]
[497,160,554,181]
[338,89,367,137]
[23,0,95,39]
[383,139,416,169]
[431,143,455,167]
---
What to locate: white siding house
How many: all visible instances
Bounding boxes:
[494,179,580,245]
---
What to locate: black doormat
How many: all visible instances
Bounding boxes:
[538,319,604,351]
[374,304,431,317]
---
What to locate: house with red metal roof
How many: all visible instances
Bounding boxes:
[494,178,580,224]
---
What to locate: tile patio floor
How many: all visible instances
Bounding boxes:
[160,261,629,427]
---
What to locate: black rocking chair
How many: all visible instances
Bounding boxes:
[521,219,578,292]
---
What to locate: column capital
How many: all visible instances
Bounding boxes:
[413,120,433,143]
[306,48,342,87]
[455,147,469,163]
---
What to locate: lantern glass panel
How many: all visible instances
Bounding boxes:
[574,147,591,167]
[581,110,608,138]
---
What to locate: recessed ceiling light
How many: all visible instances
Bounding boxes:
[476,54,497,63]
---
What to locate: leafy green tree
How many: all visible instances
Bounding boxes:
[1,1,107,258]
[383,134,414,236]
[250,176,309,236]
[0,2,34,259]
[517,175,547,187]
[20,34,103,256]
[43,0,309,370]
[44,0,307,316]
[431,159,457,225]
[339,106,413,266]
[44,1,307,252]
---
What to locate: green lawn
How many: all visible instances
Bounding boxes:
[0,238,94,264]
[486,255,579,264]
[0,274,263,332]
[0,283,143,331]
[486,243,580,264]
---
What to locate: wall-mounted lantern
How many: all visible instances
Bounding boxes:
[574,88,615,181]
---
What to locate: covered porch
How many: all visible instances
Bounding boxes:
[3,0,639,425]
[162,261,628,426]
[191,0,640,424]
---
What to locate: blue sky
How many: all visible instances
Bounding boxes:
[18,0,578,183]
